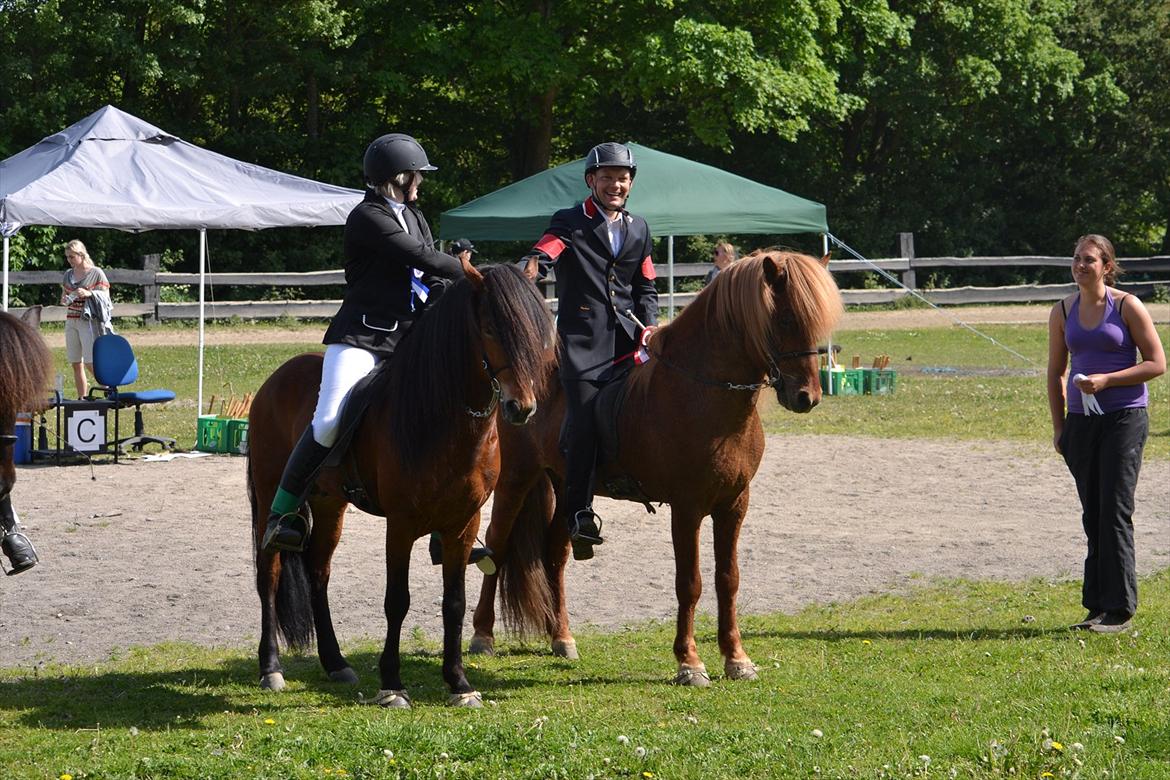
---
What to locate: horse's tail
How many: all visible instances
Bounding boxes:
[498,476,558,638]
[248,447,315,651]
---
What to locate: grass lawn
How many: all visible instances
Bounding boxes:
[14,319,1166,778]
[1,573,1166,779]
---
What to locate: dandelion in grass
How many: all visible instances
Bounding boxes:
[617,735,629,745]
[811,729,823,738]
[635,746,647,759]
[264,718,276,725]
[862,639,871,645]
[1040,773,1054,778]
[1114,735,1125,744]
[643,773,654,779]
[1071,742,1084,752]
[59,775,73,780]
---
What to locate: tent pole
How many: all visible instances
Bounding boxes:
[2,235,9,311]
[197,228,206,422]
[667,235,675,320]
[822,233,832,395]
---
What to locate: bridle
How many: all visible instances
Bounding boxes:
[646,344,827,392]
[466,350,508,418]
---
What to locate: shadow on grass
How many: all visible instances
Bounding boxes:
[0,647,552,730]
[740,625,1070,642]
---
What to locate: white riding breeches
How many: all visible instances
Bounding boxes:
[311,343,381,447]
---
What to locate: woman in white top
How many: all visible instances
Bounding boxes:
[59,240,111,398]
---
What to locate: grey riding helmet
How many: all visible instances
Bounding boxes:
[583,142,636,178]
[363,133,437,186]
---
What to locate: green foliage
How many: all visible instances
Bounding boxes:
[0,1,1166,278]
[1,573,1167,778]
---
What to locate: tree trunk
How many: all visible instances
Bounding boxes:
[511,87,557,180]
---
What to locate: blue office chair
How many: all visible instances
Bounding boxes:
[92,334,176,459]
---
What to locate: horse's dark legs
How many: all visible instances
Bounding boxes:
[375,532,414,707]
[670,506,710,686]
[712,490,757,681]
[255,549,286,690]
[306,498,356,682]
[438,515,480,706]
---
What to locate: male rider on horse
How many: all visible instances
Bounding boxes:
[262,133,471,553]
[524,142,659,561]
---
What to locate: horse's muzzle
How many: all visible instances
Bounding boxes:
[501,399,537,426]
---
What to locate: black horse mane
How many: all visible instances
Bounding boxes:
[0,310,52,425]
[386,264,553,467]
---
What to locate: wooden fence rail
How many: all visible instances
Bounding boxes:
[7,251,1168,322]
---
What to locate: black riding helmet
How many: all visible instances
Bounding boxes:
[363,133,437,187]
[583,142,636,179]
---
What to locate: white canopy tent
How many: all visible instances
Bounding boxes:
[0,105,362,416]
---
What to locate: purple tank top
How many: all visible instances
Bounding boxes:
[1065,291,1148,414]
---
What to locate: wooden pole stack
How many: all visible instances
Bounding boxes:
[207,392,253,418]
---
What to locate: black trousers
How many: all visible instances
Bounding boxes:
[1061,407,1147,616]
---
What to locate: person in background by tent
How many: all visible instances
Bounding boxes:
[60,240,112,398]
[704,241,737,286]
[1047,233,1165,634]
[261,134,477,555]
[523,142,659,561]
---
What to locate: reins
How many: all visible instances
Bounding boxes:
[645,344,826,392]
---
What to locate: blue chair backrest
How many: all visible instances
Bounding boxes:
[93,334,139,388]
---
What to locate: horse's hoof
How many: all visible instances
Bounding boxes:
[329,667,359,684]
[448,690,484,708]
[468,635,495,656]
[725,660,759,681]
[368,689,412,709]
[551,638,579,660]
[259,672,286,691]
[672,664,711,687]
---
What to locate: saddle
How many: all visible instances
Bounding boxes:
[314,360,391,516]
[559,365,657,514]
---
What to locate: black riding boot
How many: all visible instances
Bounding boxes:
[261,427,332,553]
[1,495,38,575]
[568,508,604,561]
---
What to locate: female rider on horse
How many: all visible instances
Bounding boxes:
[262,133,472,553]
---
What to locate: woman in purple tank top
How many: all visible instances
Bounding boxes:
[1046,234,1165,634]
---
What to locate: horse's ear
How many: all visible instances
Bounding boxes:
[19,304,43,329]
[762,253,787,287]
[820,251,831,268]
[462,256,484,291]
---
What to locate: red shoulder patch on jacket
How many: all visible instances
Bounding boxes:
[534,234,567,260]
[582,198,597,218]
[641,255,656,280]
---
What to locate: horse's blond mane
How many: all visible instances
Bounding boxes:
[660,250,841,367]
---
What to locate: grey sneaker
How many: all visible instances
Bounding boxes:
[1069,612,1104,630]
[1088,611,1133,634]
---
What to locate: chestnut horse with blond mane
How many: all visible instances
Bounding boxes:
[470,249,842,685]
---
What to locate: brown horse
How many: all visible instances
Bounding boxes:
[470,249,842,685]
[0,307,52,575]
[248,261,554,707]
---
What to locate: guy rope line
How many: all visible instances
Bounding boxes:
[826,233,1039,367]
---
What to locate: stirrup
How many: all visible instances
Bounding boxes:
[261,511,310,553]
[2,531,39,576]
[569,509,603,561]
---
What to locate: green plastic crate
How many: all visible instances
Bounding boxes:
[820,368,863,396]
[196,415,229,453]
[863,368,898,395]
[227,418,249,455]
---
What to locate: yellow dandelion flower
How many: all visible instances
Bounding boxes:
[1040,773,1054,778]
[60,775,73,780]
[1051,741,1064,751]
[862,640,872,645]
[264,718,276,725]
[643,773,655,779]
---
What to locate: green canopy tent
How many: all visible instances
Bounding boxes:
[439,142,827,239]
[439,142,829,315]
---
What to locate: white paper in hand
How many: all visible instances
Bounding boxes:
[1073,373,1104,415]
